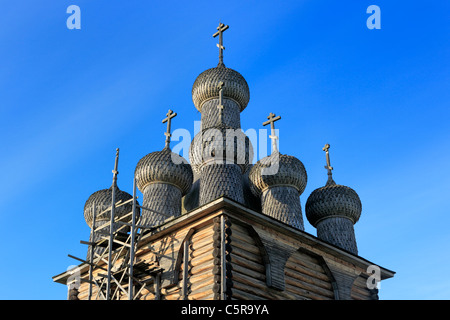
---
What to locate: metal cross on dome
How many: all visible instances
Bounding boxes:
[213,22,229,66]
[162,109,177,149]
[111,148,119,186]
[263,112,281,153]
[322,143,335,184]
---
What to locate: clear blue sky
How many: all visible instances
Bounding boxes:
[0,1,448,300]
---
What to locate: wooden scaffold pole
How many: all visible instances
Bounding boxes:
[106,148,120,300]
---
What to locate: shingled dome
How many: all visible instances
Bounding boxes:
[305,181,362,227]
[83,185,134,228]
[192,64,250,112]
[135,147,193,196]
[248,151,307,197]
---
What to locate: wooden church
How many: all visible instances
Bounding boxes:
[52,23,395,300]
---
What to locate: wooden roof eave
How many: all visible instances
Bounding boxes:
[52,196,395,285]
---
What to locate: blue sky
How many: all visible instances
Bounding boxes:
[0,1,448,299]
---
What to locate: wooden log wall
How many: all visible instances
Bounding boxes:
[186,223,216,300]
[228,220,336,300]
[74,211,379,300]
[351,272,379,300]
[137,229,184,300]
[284,251,334,300]
[78,264,109,300]
[228,222,270,300]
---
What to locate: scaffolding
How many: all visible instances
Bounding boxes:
[67,148,170,300]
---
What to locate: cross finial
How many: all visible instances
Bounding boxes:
[322,143,335,185]
[111,148,119,188]
[162,109,177,149]
[213,22,229,66]
[263,113,282,153]
[217,81,225,124]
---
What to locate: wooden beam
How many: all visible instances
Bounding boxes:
[101,236,131,248]
[182,240,189,300]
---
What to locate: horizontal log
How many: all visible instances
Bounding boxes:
[188,283,215,300]
[284,268,333,291]
[288,252,327,273]
[191,242,214,259]
[229,252,265,274]
[232,270,266,291]
[190,235,214,252]
[230,227,258,246]
[231,288,265,301]
[189,263,215,277]
[142,292,156,300]
[190,258,215,275]
[352,281,370,295]
[289,250,320,263]
[230,244,263,264]
[198,293,215,300]
[233,274,293,300]
[78,282,89,291]
[232,276,279,300]
[284,282,332,300]
[230,237,260,257]
[164,284,182,295]
[190,250,215,268]
[285,259,330,282]
[78,286,102,300]
[189,276,215,293]
[275,287,308,300]
[77,291,88,300]
[191,243,215,261]
[351,283,371,298]
[231,263,265,282]
[284,273,334,298]
[353,275,370,287]
[192,234,214,247]
[230,223,253,237]
[163,292,181,300]
[192,226,215,242]
[189,269,215,284]
[351,287,372,300]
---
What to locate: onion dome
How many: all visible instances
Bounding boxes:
[135,146,193,196]
[305,143,362,227]
[192,64,250,112]
[305,181,362,227]
[248,151,307,197]
[188,124,253,174]
[83,185,134,228]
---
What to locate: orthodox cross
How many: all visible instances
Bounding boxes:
[263,113,281,153]
[217,81,225,124]
[111,148,119,188]
[162,109,177,149]
[322,143,335,185]
[213,22,229,65]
